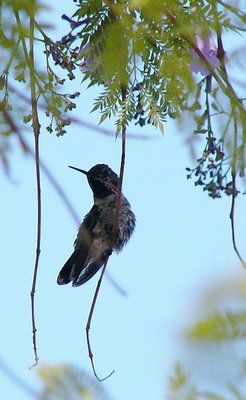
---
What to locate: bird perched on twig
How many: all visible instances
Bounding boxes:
[57,164,136,287]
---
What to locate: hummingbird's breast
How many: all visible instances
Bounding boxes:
[93,193,136,251]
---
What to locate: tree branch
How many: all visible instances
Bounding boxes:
[85,86,127,381]
[229,111,246,269]
[29,15,41,367]
[229,172,246,269]
[85,257,115,382]
[164,5,246,269]
[215,30,246,269]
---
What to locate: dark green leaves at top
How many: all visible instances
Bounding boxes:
[101,20,129,86]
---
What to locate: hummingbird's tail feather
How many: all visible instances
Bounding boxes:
[72,258,103,286]
[57,251,76,285]
[57,253,105,287]
[57,249,89,285]
[57,253,104,287]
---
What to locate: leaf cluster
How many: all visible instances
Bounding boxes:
[0,0,245,198]
[47,0,198,133]
[0,0,81,147]
[46,0,246,198]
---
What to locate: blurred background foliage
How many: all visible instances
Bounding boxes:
[167,275,246,400]
[37,364,110,400]
[34,274,246,399]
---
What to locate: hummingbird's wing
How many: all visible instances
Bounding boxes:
[56,228,92,285]
[57,205,108,286]
[72,237,111,286]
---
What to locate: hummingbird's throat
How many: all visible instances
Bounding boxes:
[111,188,117,194]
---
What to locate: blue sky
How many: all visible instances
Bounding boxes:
[1,2,246,400]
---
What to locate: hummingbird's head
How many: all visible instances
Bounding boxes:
[69,164,119,198]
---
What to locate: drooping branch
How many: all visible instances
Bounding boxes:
[217,32,246,269]
[85,86,127,381]
[164,5,246,268]
[29,15,42,367]
[12,13,41,365]
[229,113,246,269]
[229,172,246,269]
[85,256,114,382]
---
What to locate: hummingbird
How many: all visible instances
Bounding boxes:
[57,164,136,287]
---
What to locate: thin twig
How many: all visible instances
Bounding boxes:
[215,30,246,269]
[85,86,127,381]
[229,173,246,269]
[85,258,115,382]
[229,106,246,269]
[29,15,42,368]
[14,11,40,365]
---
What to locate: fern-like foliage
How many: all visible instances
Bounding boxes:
[0,0,245,197]
[44,0,246,197]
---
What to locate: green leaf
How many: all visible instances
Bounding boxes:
[99,111,109,125]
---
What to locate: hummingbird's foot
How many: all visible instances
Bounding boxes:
[105,249,113,257]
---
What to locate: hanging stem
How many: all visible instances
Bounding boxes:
[215,30,246,268]
[29,15,42,367]
[13,12,41,365]
[229,114,246,269]
[230,173,245,269]
[85,86,127,381]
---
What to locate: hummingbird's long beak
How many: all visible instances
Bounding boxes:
[68,166,88,175]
